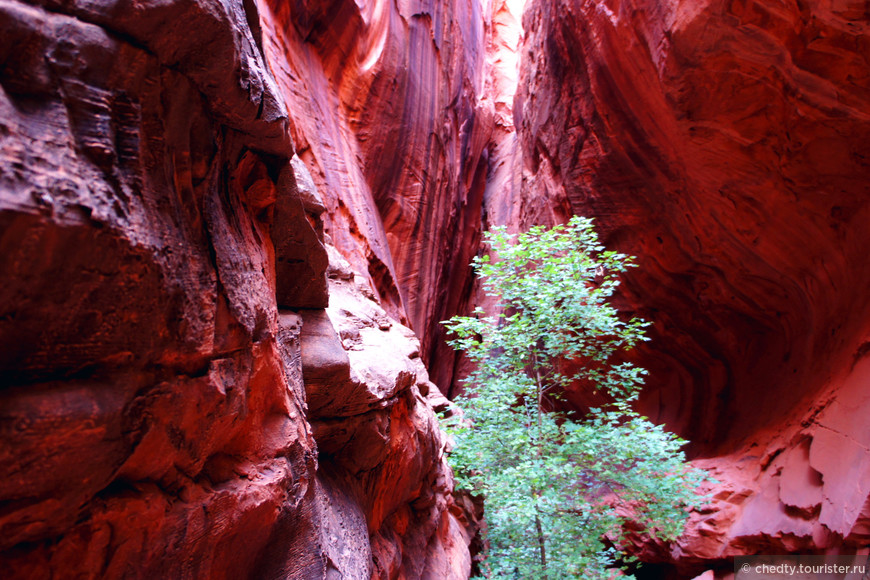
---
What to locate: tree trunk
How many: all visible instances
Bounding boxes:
[535,510,547,577]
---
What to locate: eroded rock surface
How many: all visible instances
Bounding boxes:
[514,0,870,573]
[297,263,470,579]
[4,0,870,574]
[256,0,498,375]
[0,0,469,575]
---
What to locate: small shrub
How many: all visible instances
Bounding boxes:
[442,217,707,579]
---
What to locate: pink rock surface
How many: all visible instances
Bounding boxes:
[4,0,870,574]
[299,255,470,579]
[257,0,497,365]
[0,0,470,575]
[513,0,870,573]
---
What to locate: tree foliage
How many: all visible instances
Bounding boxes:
[442,217,706,579]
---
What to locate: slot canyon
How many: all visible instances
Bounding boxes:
[1,0,869,577]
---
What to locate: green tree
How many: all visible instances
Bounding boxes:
[443,217,706,579]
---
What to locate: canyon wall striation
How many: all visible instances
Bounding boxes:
[2,0,870,576]
[0,0,478,575]
[514,0,870,575]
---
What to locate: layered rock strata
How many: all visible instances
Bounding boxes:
[3,0,870,575]
[514,0,870,573]
[0,0,470,575]
[256,0,498,392]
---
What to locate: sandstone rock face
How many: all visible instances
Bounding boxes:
[4,0,870,574]
[514,0,870,572]
[0,0,469,575]
[256,0,499,387]
[298,268,471,579]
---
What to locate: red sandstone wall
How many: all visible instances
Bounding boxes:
[257,0,495,377]
[3,0,870,575]
[514,0,870,574]
[0,0,474,575]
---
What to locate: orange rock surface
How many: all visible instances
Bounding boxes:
[2,0,870,576]
[514,0,870,574]
[0,0,473,575]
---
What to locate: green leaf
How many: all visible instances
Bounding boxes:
[440,216,709,579]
